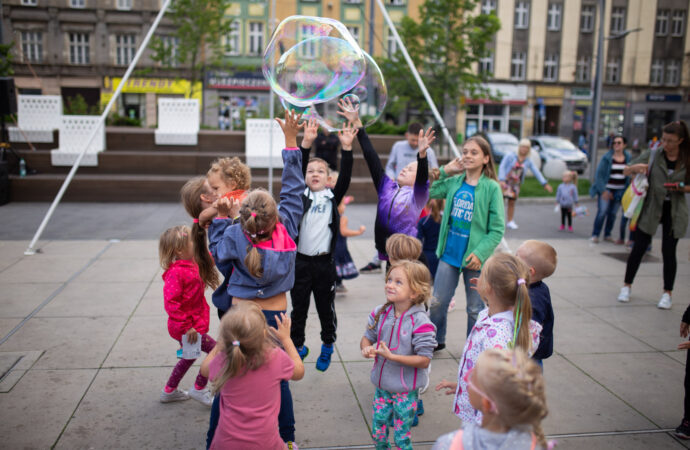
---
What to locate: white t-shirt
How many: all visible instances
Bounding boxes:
[297,188,333,256]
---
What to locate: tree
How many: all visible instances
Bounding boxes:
[150,0,234,98]
[379,0,500,129]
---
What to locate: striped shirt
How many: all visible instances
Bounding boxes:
[606,162,627,190]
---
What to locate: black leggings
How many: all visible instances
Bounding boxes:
[561,207,572,227]
[624,201,679,291]
[685,348,690,420]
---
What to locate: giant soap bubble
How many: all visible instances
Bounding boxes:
[263,15,387,130]
[263,16,366,107]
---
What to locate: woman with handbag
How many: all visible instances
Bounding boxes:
[618,121,690,309]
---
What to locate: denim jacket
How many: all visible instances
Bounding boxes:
[589,149,631,198]
[209,148,304,299]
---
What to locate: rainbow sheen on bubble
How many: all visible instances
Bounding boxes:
[342,94,360,111]
[264,16,365,107]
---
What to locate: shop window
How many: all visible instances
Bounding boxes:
[610,7,625,34]
[514,1,530,29]
[21,31,43,63]
[69,32,90,64]
[672,10,685,37]
[655,9,669,36]
[547,3,562,31]
[543,53,559,82]
[580,4,594,33]
[510,51,526,80]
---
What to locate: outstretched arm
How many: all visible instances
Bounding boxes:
[337,98,385,189]
[275,110,306,239]
[332,123,356,204]
[300,118,318,176]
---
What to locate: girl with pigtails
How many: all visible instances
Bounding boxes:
[206,109,306,448]
[435,253,542,426]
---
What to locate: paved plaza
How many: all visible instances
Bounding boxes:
[1,201,690,449]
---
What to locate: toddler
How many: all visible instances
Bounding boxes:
[207,156,251,202]
[334,196,365,293]
[158,225,215,406]
[417,170,443,278]
[516,240,557,367]
[432,348,549,450]
[361,260,437,450]
[203,302,304,450]
[556,170,578,232]
[436,253,541,424]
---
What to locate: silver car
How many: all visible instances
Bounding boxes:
[529,135,589,174]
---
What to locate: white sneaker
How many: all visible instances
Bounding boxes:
[160,388,189,403]
[617,286,630,303]
[189,386,213,406]
[507,220,519,230]
[657,293,672,310]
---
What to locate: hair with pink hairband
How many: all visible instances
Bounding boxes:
[517,278,526,286]
[192,218,199,223]
[250,212,257,217]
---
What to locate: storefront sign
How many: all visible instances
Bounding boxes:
[646,94,682,102]
[535,86,564,98]
[571,87,592,99]
[466,83,527,104]
[101,77,202,109]
[207,71,270,91]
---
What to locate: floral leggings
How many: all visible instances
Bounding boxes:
[371,388,418,450]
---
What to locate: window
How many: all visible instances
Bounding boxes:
[511,51,526,80]
[666,60,680,86]
[115,34,136,66]
[576,56,590,82]
[606,58,620,84]
[481,0,496,15]
[69,32,90,64]
[225,21,241,55]
[20,0,37,5]
[161,35,179,66]
[387,0,405,5]
[70,0,85,8]
[672,10,685,37]
[650,59,664,85]
[299,24,317,58]
[347,26,360,45]
[580,4,594,32]
[116,0,132,10]
[248,22,264,55]
[21,31,43,63]
[479,53,494,75]
[387,28,398,57]
[515,2,530,29]
[547,3,562,31]
[543,53,559,82]
[610,7,625,34]
[655,9,669,36]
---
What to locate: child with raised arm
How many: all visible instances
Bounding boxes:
[435,253,541,425]
[516,240,557,367]
[203,301,304,450]
[338,98,436,265]
[432,349,549,450]
[290,118,357,371]
[206,109,305,448]
[361,261,437,450]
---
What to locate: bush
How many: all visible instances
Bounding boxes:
[107,114,142,127]
[365,120,408,135]
[63,94,100,115]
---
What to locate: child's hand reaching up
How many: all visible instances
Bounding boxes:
[336,97,363,128]
[337,122,359,150]
[444,157,465,176]
[276,109,305,148]
[216,197,240,219]
[435,379,458,395]
[301,118,319,149]
[417,127,437,158]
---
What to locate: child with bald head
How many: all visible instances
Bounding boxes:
[515,240,557,368]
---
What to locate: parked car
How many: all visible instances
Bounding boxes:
[482,132,541,173]
[529,135,589,174]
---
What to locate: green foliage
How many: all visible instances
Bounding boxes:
[149,0,235,97]
[520,178,591,198]
[0,42,15,77]
[379,0,500,120]
[107,114,142,127]
[63,95,100,115]
[365,121,409,135]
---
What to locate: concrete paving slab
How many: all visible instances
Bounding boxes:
[73,257,159,283]
[665,350,686,365]
[542,355,656,434]
[40,239,111,257]
[0,317,22,340]
[0,316,129,369]
[553,432,684,449]
[104,314,185,368]
[601,274,690,306]
[547,275,624,309]
[291,362,373,447]
[0,282,61,317]
[134,280,167,316]
[55,367,209,450]
[100,240,160,259]
[0,350,43,392]
[0,255,93,284]
[567,352,684,428]
[37,281,149,317]
[0,368,97,449]
[554,308,655,355]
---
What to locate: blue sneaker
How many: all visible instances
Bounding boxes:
[417,399,424,416]
[297,345,309,361]
[315,343,334,372]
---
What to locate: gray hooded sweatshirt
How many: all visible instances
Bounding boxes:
[364,303,437,393]
[432,424,542,450]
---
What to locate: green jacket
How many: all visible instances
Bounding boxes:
[430,167,505,268]
[632,149,688,239]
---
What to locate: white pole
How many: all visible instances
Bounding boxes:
[374,0,460,158]
[24,0,174,255]
[267,0,276,195]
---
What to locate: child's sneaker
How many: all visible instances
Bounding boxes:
[558,225,565,231]
[360,262,381,273]
[316,343,334,372]
[617,286,630,303]
[159,388,189,403]
[568,226,573,232]
[507,220,519,230]
[297,345,309,361]
[287,441,299,450]
[189,386,213,406]
[675,419,690,439]
[335,284,348,294]
[657,293,672,310]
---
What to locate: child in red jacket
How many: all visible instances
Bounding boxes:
[159,225,216,407]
